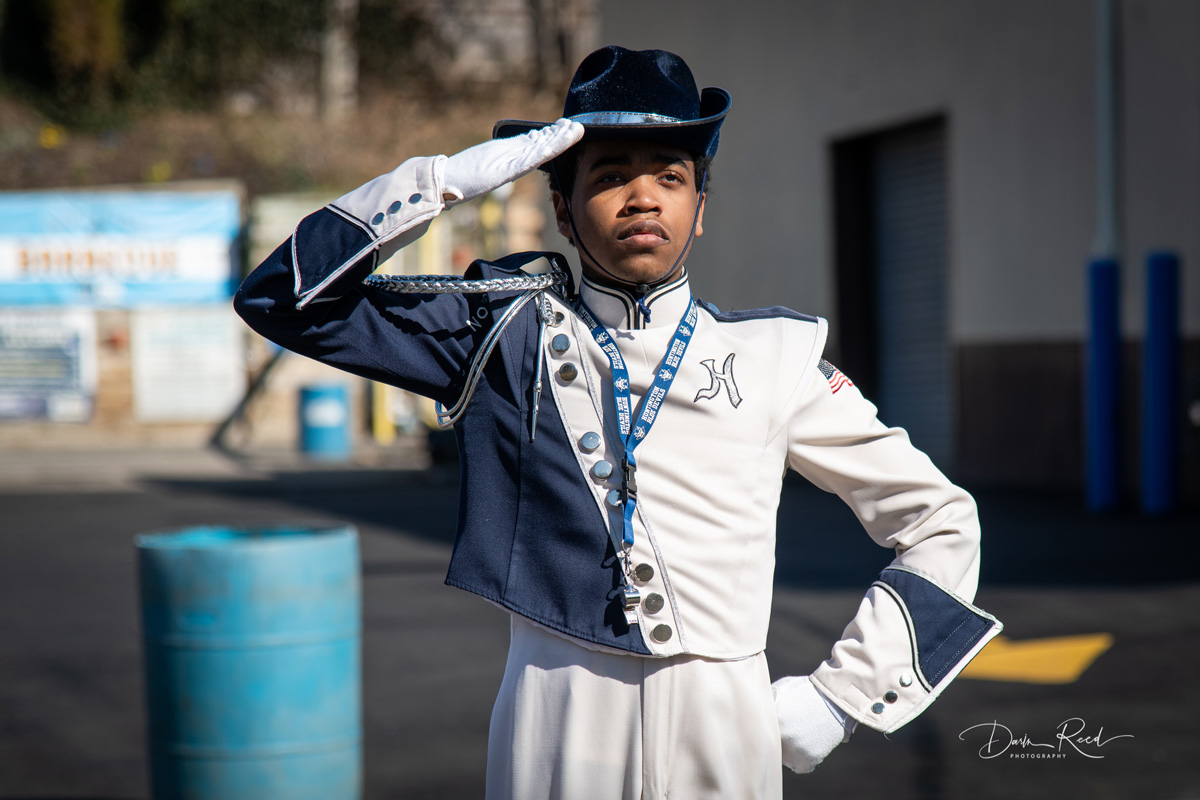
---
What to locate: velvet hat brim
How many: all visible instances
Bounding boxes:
[492,46,731,160]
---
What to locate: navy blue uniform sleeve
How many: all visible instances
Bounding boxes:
[234,182,475,407]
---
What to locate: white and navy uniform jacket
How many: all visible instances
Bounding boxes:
[234,154,1002,736]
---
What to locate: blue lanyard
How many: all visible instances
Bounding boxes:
[577,297,698,552]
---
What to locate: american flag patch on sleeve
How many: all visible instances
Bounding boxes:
[818,359,853,394]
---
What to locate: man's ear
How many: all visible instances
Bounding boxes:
[694,192,706,238]
[550,191,574,245]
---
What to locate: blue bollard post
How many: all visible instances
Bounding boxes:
[1141,252,1181,515]
[1086,258,1122,511]
[137,524,362,800]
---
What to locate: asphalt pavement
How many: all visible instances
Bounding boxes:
[1,442,1197,799]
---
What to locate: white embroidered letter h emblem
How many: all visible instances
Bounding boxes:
[694,353,742,408]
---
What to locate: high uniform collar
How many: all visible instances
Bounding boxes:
[577,269,691,331]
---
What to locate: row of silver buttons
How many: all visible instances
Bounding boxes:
[370,193,424,226]
[871,674,913,714]
[554,325,674,646]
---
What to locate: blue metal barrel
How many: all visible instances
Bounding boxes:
[137,524,361,799]
[299,383,352,460]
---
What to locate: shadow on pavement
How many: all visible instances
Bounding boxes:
[970,484,1200,587]
[143,466,462,543]
[144,467,1200,590]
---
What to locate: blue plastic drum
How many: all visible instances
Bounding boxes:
[299,383,352,460]
[137,524,361,799]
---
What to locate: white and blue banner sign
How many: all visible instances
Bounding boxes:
[0,190,241,307]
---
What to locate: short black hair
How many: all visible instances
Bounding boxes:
[546,144,713,198]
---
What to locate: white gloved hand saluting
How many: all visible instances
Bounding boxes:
[439,118,585,207]
[308,118,582,308]
[773,675,856,773]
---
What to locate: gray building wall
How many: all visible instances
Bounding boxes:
[425,0,599,86]
[599,0,1200,493]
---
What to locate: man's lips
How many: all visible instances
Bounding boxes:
[617,221,669,247]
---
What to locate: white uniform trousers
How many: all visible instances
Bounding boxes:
[486,615,783,800]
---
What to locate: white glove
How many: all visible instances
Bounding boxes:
[439,118,584,207]
[773,675,854,774]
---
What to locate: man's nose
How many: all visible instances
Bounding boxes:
[621,176,661,214]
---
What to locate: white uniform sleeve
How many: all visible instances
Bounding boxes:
[293,155,450,308]
[293,119,583,308]
[785,359,1002,734]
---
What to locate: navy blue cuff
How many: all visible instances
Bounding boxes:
[292,208,376,303]
[874,566,998,689]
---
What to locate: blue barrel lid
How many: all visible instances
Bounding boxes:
[136,523,354,550]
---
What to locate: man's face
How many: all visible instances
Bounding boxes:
[551,140,705,286]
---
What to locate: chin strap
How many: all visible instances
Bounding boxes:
[553,160,708,323]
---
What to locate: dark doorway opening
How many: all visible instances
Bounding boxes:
[832,116,953,467]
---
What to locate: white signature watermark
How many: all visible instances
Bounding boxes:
[958,718,1133,760]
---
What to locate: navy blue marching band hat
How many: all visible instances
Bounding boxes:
[493,45,732,160]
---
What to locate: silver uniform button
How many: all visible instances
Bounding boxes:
[371,212,385,225]
[549,311,565,327]
[591,460,613,480]
[634,563,655,583]
[872,703,886,714]
[606,489,622,508]
[899,674,913,687]
[558,363,578,382]
[387,200,402,213]
[643,593,665,614]
[884,691,898,703]
[550,334,570,354]
[579,432,601,452]
[651,624,673,643]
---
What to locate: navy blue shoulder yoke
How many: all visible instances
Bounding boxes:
[697,298,818,325]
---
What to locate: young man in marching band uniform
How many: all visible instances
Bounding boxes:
[236,45,1001,799]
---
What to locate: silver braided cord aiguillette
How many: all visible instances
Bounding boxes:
[361,272,565,294]
[360,258,570,431]
[529,294,555,441]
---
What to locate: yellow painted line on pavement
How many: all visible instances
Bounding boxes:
[959,633,1114,684]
